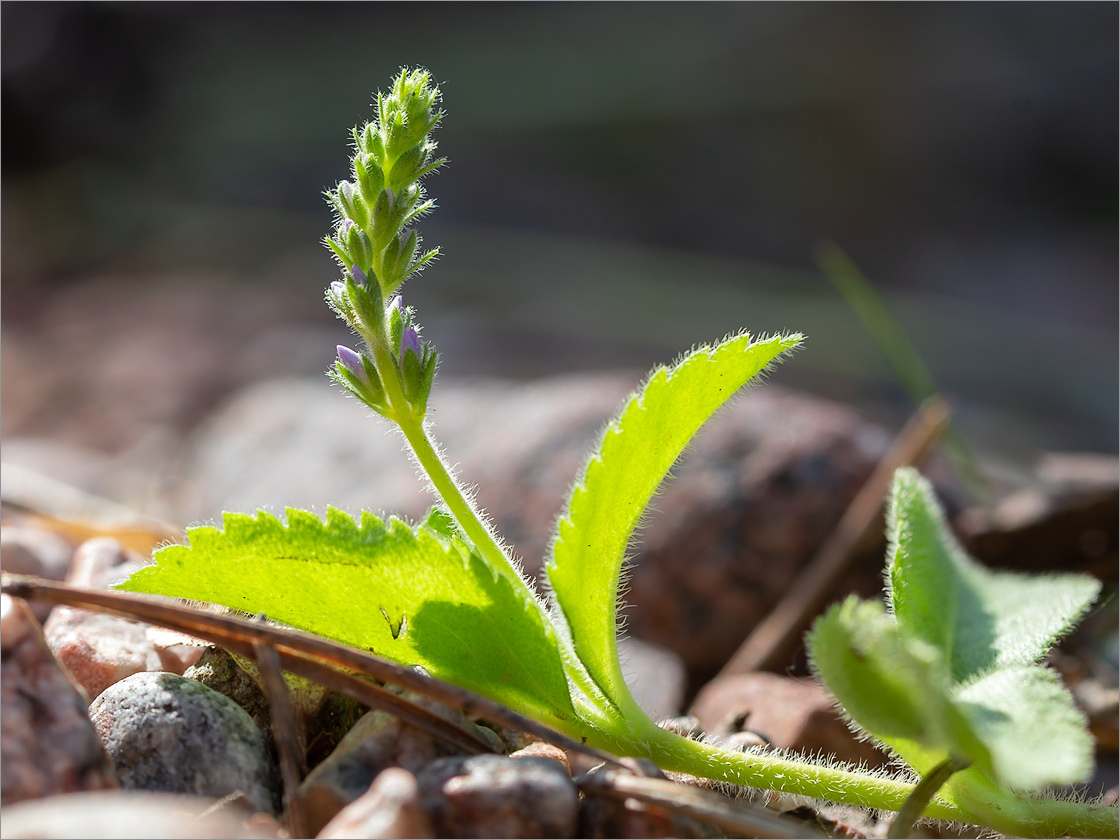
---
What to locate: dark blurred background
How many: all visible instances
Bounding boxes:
[3,2,1117,465]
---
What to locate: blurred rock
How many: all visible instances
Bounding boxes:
[0,791,282,839]
[618,636,687,721]
[296,691,482,837]
[417,754,579,839]
[178,376,890,683]
[1,594,117,804]
[577,763,705,840]
[317,767,433,840]
[43,538,170,699]
[960,452,1118,581]
[0,527,74,620]
[89,671,279,814]
[509,741,570,775]
[689,671,885,767]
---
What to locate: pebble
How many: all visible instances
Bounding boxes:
[0,527,74,621]
[417,754,580,839]
[296,691,484,836]
[43,537,181,700]
[317,767,434,839]
[0,790,283,839]
[689,671,884,767]
[183,645,366,768]
[0,594,117,804]
[509,740,570,775]
[88,671,280,814]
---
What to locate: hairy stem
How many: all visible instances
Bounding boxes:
[390,403,615,720]
[888,757,968,838]
[631,725,1116,839]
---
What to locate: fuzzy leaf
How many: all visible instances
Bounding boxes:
[887,468,1102,682]
[808,597,974,758]
[118,507,576,725]
[546,331,801,708]
[810,468,1102,798]
[953,666,1094,790]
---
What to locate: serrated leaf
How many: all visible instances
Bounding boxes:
[546,331,801,708]
[952,666,1094,790]
[118,507,576,724]
[887,468,1101,682]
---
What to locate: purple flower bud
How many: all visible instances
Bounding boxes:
[330,280,346,299]
[350,265,367,286]
[336,345,370,386]
[387,295,403,316]
[338,219,354,236]
[400,327,422,362]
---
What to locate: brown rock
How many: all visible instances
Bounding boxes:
[295,691,483,837]
[509,741,570,774]
[317,768,434,839]
[0,594,117,804]
[417,754,579,839]
[42,537,174,699]
[689,671,885,767]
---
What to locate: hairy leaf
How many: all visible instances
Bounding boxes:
[119,507,576,724]
[809,468,1102,798]
[953,666,1094,790]
[887,468,1101,682]
[546,331,801,709]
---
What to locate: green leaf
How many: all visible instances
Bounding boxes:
[118,507,576,725]
[546,331,801,709]
[810,467,1103,800]
[807,597,986,775]
[887,468,1101,682]
[953,666,1094,790]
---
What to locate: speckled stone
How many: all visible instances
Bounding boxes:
[89,671,279,814]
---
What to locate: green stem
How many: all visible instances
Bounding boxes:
[627,725,1116,839]
[888,757,968,838]
[387,395,615,720]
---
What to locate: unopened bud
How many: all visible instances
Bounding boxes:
[350,266,367,286]
[336,345,369,385]
[400,327,422,363]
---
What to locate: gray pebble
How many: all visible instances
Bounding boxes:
[0,528,74,621]
[89,672,279,814]
[417,754,579,838]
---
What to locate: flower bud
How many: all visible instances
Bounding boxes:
[337,345,369,386]
[400,326,422,364]
[388,146,423,190]
[354,154,385,206]
[350,265,367,286]
[336,180,368,228]
[371,189,396,243]
[345,223,373,272]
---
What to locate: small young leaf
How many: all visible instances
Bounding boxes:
[807,597,969,757]
[118,507,577,725]
[953,665,1094,790]
[546,331,801,710]
[811,467,1103,803]
[887,468,1102,682]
